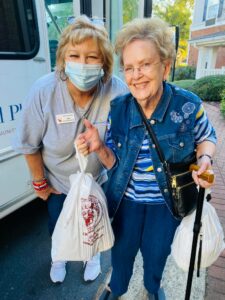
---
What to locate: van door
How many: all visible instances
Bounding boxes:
[0,0,51,218]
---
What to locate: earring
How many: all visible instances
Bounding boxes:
[60,69,67,81]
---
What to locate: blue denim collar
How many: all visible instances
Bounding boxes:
[129,82,172,129]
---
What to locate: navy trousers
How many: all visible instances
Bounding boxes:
[110,199,180,296]
[47,193,66,236]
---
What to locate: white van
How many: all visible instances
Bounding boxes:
[0,0,52,218]
[0,0,148,219]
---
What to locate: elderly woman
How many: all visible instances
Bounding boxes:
[13,15,128,284]
[76,17,216,299]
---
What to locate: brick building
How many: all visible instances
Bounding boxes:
[188,0,225,78]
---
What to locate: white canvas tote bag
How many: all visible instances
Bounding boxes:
[51,145,114,262]
[171,193,225,271]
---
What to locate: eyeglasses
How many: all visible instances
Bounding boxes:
[67,16,104,27]
[122,61,161,76]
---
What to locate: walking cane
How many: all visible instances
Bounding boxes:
[184,186,205,300]
[184,166,214,300]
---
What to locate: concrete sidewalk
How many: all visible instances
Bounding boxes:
[121,253,206,300]
[97,102,225,300]
[204,102,225,300]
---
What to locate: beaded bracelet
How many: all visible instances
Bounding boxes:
[32,178,49,191]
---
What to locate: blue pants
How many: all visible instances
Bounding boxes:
[110,199,180,296]
[47,193,66,236]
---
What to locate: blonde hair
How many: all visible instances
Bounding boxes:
[56,15,113,82]
[115,17,176,66]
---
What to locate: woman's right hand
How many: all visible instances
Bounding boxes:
[35,186,61,201]
[76,119,116,169]
[76,119,103,156]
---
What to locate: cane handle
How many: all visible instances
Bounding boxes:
[189,164,214,183]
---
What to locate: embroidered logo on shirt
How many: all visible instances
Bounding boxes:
[170,111,183,123]
[182,102,195,119]
[170,102,196,124]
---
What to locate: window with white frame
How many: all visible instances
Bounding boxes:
[206,0,220,19]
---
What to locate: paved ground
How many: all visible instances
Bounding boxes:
[204,102,225,300]
[102,102,225,300]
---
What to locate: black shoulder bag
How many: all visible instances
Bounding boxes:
[134,100,198,218]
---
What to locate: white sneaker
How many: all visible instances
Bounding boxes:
[84,253,101,281]
[50,261,67,283]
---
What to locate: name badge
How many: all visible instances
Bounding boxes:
[56,113,75,124]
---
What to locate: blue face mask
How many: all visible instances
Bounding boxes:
[65,62,104,91]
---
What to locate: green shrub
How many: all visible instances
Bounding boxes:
[171,79,195,90]
[220,89,225,117]
[188,75,225,102]
[173,66,196,81]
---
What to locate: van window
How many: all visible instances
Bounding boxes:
[45,0,73,70]
[0,0,39,59]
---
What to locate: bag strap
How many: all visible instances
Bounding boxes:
[134,99,171,177]
[74,143,88,172]
[134,99,177,214]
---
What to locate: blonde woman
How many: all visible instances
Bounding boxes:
[13,15,128,284]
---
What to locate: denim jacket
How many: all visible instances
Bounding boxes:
[104,83,216,218]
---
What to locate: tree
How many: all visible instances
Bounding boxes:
[123,0,139,23]
[153,0,194,65]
